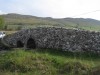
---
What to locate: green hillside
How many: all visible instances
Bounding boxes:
[1,13,100,31]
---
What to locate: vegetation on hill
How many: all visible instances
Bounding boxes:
[0,48,100,75]
[1,13,100,31]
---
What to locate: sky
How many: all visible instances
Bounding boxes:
[0,0,100,20]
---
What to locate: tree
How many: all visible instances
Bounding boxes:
[0,16,4,30]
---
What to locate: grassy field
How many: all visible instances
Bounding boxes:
[0,48,99,75]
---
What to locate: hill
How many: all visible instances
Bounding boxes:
[1,13,100,31]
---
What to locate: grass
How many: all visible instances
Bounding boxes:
[0,48,99,75]
[1,31,17,35]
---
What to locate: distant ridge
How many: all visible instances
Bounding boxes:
[1,13,100,31]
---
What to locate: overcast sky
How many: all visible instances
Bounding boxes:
[0,0,100,20]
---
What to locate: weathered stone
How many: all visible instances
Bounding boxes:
[2,27,100,53]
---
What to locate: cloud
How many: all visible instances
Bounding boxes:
[0,0,100,20]
[0,10,6,14]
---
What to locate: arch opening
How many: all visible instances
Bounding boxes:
[17,41,24,48]
[26,38,36,49]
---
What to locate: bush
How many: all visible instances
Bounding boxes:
[60,62,90,75]
[89,66,100,75]
[0,16,4,30]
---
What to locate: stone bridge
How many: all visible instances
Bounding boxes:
[2,27,100,53]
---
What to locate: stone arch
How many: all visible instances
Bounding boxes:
[17,41,24,48]
[26,38,36,49]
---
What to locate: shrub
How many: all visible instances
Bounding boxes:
[89,66,100,75]
[60,62,90,75]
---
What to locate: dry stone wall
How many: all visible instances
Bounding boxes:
[2,27,100,53]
